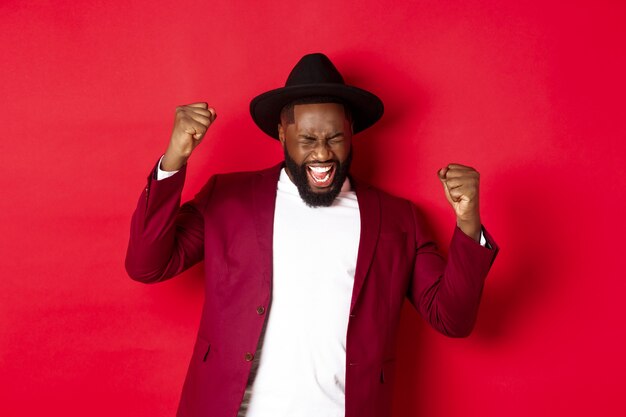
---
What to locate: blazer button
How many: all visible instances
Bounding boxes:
[256,306,265,315]
[244,352,254,362]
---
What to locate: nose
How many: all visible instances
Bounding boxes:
[312,140,332,161]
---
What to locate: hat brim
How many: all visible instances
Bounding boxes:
[249,83,384,140]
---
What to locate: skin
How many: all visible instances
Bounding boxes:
[161,102,217,171]
[163,102,482,242]
[278,103,352,193]
[438,164,482,242]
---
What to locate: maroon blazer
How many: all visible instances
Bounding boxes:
[125,161,498,417]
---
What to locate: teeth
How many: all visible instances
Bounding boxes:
[311,173,331,183]
[309,165,332,173]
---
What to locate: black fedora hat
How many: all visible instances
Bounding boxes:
[250,53,384,140]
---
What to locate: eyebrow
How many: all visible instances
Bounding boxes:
[297,131,344,139]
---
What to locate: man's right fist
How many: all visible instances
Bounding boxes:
[162,102,217,172]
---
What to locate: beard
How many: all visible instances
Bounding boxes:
[283,147,353,208]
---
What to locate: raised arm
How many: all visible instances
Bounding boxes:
[124,103,217,283]
[408,164,498,337]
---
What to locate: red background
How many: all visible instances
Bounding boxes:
[1,1,625,416]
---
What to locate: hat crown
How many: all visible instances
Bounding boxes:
[250,52,383,139]
[285,53,345,86]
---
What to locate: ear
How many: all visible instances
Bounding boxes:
[278,123,286,147]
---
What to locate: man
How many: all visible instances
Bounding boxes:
[125,53,498,417]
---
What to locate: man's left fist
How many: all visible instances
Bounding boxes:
[438,163,482,241]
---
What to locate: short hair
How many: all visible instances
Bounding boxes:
[280,96,352,125]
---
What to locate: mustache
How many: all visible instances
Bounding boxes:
[304,159,338,165]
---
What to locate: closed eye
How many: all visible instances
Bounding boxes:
[329,136,344,144]
[298,135,318,145]
[297,133,344,145]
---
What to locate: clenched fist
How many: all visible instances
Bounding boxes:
[161,102,217,171]
[438,163,482,242]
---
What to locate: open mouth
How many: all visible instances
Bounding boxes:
[306,164,336,188]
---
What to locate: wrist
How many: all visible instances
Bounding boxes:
[161,149,188,172]
[456,217,482,242]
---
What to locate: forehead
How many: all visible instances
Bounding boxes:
[292,103,347,131]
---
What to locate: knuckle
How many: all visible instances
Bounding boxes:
[175,106,187,118]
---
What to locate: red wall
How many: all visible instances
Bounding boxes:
[1,1,625,416]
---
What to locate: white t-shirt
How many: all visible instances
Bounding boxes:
[238,168,361,417]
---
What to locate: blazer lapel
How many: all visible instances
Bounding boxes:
[252,163,283,287]
[351,179,381,313]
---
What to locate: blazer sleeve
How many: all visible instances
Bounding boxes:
[407,203,499,337]
[124,160,216,283]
